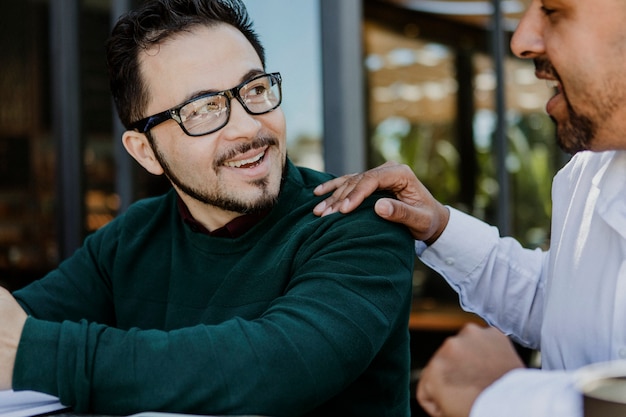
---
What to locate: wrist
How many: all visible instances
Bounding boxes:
[424,205,450,246]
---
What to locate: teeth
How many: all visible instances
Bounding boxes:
[225,150,265,168]
[546,80,559,89]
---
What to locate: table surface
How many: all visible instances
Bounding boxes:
[409,299,485,332]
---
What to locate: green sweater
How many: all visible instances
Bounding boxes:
[13,161,415,417]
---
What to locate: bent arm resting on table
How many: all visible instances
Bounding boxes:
[11,189,415,416]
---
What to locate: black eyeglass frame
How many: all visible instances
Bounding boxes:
[129,72,282,137]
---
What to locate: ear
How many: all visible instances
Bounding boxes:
[122,130,165,176]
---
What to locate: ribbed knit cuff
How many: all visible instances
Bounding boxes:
[12,316,62,396]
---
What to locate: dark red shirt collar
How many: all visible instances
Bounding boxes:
[177,196,270,238]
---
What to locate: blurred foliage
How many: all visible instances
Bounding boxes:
[369,110,563,250]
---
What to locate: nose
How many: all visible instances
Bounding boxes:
[221,97,262,140]
[510,0,545,59]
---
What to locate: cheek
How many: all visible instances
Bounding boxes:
[565,65,609,110]
[159,135,220,173]
[265,109,287,139]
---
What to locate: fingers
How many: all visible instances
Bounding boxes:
[313,161,412,217]
[313,172,381,217]
[312,162,451,243]
[313,174,357,197]
[417,371,443,417]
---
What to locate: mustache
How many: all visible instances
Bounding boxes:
[215,136,279,167]
[534,57,560,81]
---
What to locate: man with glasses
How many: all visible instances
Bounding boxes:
[0,1,415,416]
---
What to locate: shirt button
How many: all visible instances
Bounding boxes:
[444,257,455,266]
[619,348,626,359]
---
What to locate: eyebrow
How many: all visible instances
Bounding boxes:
[182,68,266,103]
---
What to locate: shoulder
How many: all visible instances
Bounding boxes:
[284,162,334,190]
[123,190,176,221]
[281,163,414,248]
[556,150,615,180]
[89,190,177,241]
[284,161,395,208]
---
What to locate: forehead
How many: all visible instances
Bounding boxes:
[138,24,264,112]
[538,0,626,22]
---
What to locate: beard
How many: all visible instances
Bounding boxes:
[552,107,595,155]
[535,58,596,155]
[149,134,285,214]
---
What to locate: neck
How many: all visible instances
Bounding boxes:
[177,192,241,232]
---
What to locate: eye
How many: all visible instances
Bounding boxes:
[181,96,222,121]
[540,6,556,16]
[196,100,221,114]
[243,75,273,96]
[247,83,269,97]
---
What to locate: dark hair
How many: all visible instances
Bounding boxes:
[105,0,265,129]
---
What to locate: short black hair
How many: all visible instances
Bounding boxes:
[105,0,265,128]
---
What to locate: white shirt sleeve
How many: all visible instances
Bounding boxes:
[470,368,582,417]
[417,207,548,348]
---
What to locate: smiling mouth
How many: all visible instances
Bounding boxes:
[546,79,561,94]
[224,149,266,168]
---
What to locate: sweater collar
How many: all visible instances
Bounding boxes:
[176,196,270,238]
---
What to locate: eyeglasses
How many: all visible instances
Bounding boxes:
[130,72,282,137]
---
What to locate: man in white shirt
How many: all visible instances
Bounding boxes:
[313,0,626,416]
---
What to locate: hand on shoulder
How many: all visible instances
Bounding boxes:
[313,161,449,243]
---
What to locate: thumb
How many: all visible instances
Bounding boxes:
[374,198,396,218]
[374,198,415,224]
[374,198,434,242]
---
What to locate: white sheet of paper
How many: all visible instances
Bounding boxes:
[128,411,219,417]
[129,414,261,417]
[0,390,68,417]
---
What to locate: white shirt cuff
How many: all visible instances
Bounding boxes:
[470,368,582,417]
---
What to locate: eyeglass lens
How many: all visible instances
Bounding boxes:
[179,74,281,135]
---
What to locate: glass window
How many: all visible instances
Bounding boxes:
[0,1,56,289]
[363,6,564,302]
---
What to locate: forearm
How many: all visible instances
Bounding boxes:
[419,207,548,348]
[14,288,409,416]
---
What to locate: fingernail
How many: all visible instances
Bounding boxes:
[376,200,393,217]
[314,201,326,213]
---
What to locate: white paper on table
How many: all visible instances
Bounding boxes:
[0,390,68,417]
[130,413,264,417]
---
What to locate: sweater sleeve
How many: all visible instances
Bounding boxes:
[13,227,117,325]
[419,207,549,348]
[12,207,415,417]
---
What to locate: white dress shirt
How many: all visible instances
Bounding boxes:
[417,150,626,417]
